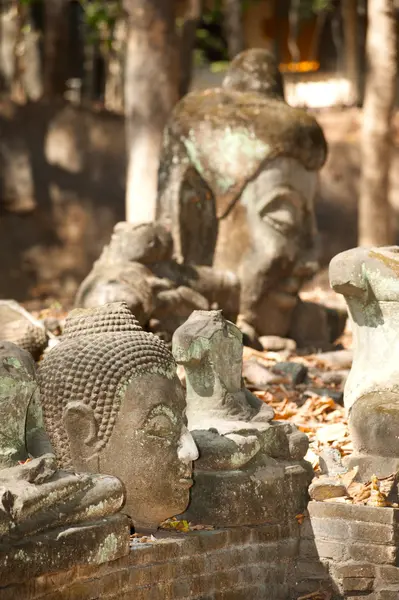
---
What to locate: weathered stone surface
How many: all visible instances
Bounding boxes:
[172,309,312,527]
[38,302,199,532]
[309,477,348,501]
[157,48,344,349]
[75,221,240,342]
[0,300,48,359]
[330,246,399,480]
[0,514,130,588]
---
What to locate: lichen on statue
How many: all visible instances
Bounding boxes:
[38,302,199,532]
[0,341,124,541]
[172,310,312,527]
[157,48,344,348]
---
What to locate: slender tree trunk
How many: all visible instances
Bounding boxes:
[359,0,397,247]
[341,0,359,105]
[105,17,126,113]
[223,0,244,60]
[179,0,201,98]
[0,1,18,94]
[288,0,301,63]
[123,0,179,224]
[43,0,69,98]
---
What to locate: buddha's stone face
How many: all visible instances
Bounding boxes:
[98,373,198,530]
[239,157,319,336]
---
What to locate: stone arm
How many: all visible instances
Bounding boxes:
[191,429,261,470]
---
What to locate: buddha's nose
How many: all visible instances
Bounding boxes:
[178,425,199,464]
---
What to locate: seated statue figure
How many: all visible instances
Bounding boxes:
[38,302,199,532]
[158,48,345,348]
[330,246,399,481]
[172,310,312,527]
[75,221,240,342]
[0,341,125,541]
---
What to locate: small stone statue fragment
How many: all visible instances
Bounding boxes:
[158,49,343,348]
[38,302,199,532]
[0,341,125,542]
[0,300,48,359]
[330,246,399,480]
[75,222,240,342]
[172,310,312,527]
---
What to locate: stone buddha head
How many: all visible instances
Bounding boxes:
[38,302,198,531]
[330,246,399,480]
[157,48,327,341]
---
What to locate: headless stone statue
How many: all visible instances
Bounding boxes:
[330,246,399,481]
[0,341,124,541]
[158,49,344,348]
[172,310,312,527]
[75,222,240,342]
[38,302,199,532]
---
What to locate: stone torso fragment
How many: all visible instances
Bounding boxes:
[330,246,399,480]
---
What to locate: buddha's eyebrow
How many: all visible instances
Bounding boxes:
[144,404,179,425]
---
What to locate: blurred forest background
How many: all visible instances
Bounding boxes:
[0,0,398,306]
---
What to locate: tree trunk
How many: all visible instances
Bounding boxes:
[341,0,359,105]
[179,0,202,98]
[43,0,69,98]
[358,0,397,247]
[288,0,301,64]
[123,0,179,224]
[105,18,126,113]
[0,2,18,94]
[223,0,244,60]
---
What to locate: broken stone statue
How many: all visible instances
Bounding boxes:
[75,221,240,342]
[38,302,199,532]
[330,246,399,481]
[172,310,313,527]
[0,341,127,585]
[0,300,48,359]
[158,48,346,348]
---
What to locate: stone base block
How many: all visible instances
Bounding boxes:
[0,514,130,588]
[181,461,311,527]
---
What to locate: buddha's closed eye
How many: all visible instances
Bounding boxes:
[259,193,303,234]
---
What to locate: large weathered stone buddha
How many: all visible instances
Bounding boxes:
[38,302,199,531]
[0,341,125,542]
[172,310,312,527]
[75,221,240,342]
[157,49,344,348]
[330,246,399,480]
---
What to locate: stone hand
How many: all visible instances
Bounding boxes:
[0,453,57,485]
